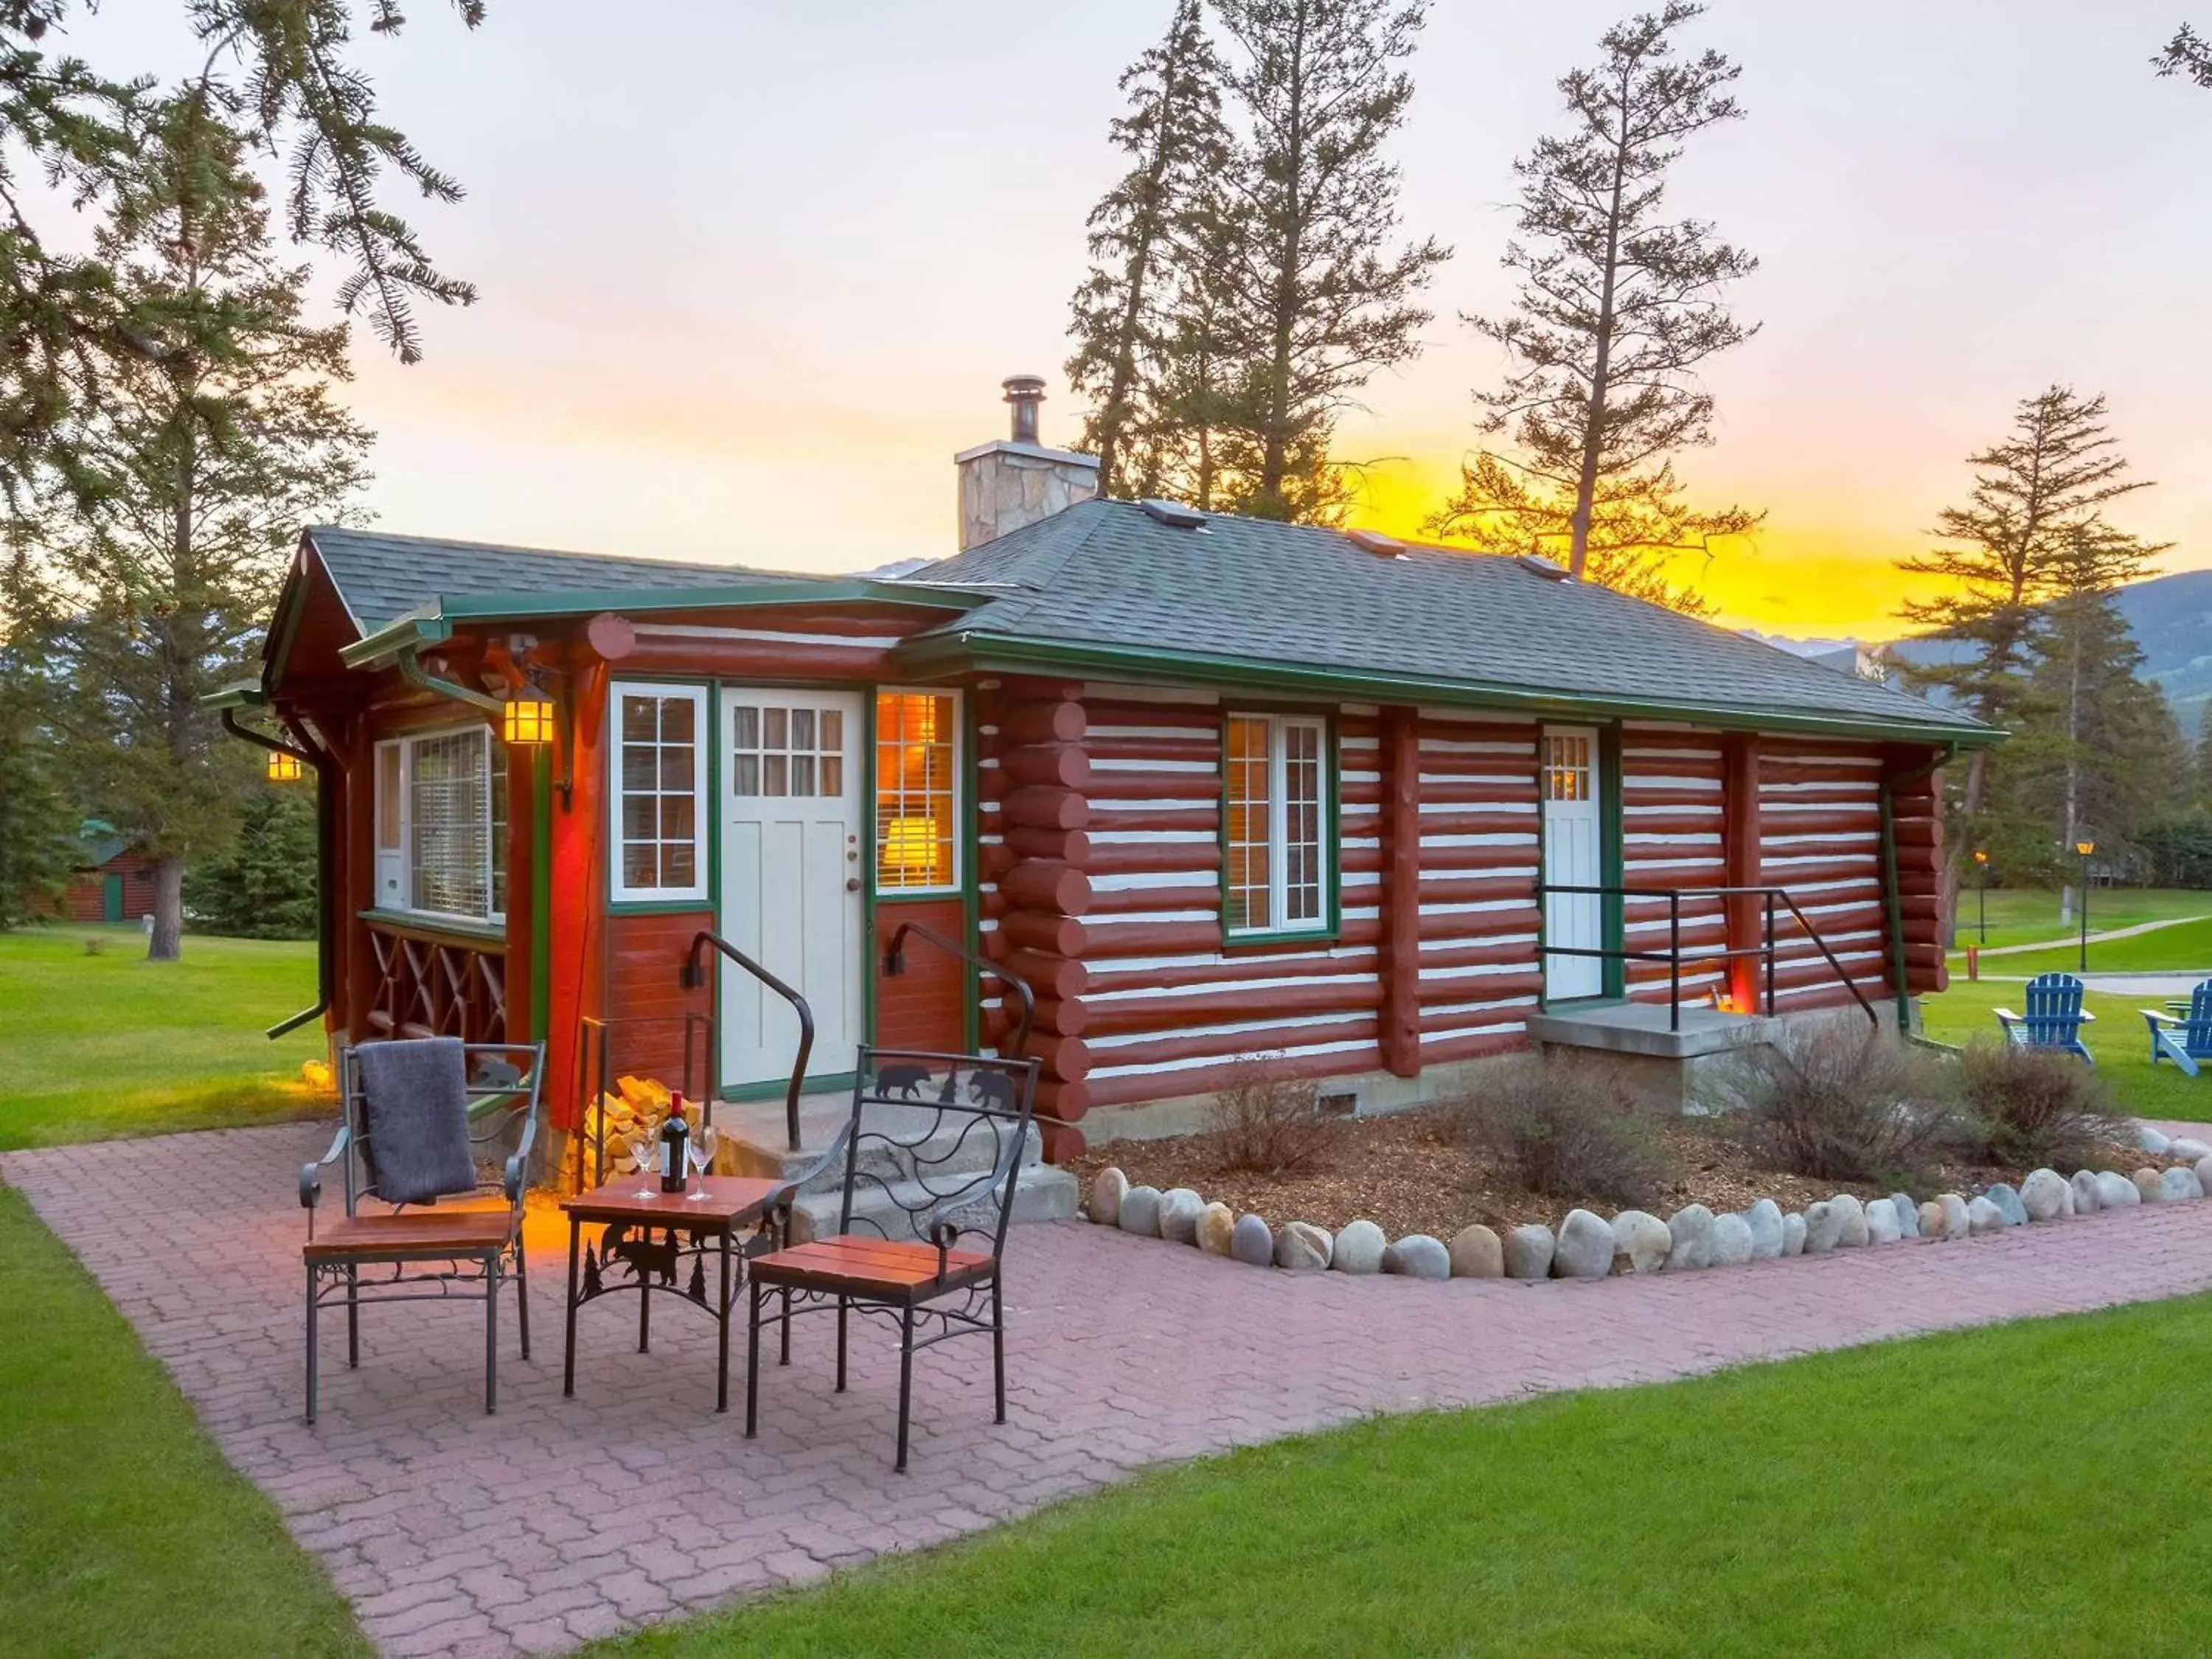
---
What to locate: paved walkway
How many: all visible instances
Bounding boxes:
[10,1124,2212,1658]
[1966,912,2212,959]
[1975,971,2205,995]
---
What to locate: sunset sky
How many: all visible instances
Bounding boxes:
[83,0,2212,636]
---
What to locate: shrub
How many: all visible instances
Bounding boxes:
[1204,1056,1337,1176]
[1448,1055,1672,1207]
[1955,1040,2124,1169]
[1722,1015,1961,1190]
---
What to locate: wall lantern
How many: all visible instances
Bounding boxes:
[503,685,557,747]
[266,749,305,782]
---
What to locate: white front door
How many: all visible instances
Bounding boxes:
[719,689,866,1091]
[1541,726,1604,1001]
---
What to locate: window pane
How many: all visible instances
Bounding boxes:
[765,754,788,796]
[874,692,957,888]
[792,754,815,797]
[821,709,843,751]
[410,728,492,918]
[614,689,702,896]
[764,707,787,748]
[733,754,759,796]
[1225,715,1273,932]
[792,708,815,749]
[821,756,844,798]
[1282,720,1324,926]
[661,843,696,888]
[732,706,758,749]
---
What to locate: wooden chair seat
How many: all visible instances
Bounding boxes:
[749,1235,993,1303]
[304,1210,513,1262]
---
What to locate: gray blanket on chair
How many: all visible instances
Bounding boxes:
[356,1038,476,1206]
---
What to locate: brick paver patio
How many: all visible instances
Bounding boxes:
[9,1121,2212,1657]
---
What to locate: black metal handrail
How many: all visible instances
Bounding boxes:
[883,920,1037,1058]
[1535,883,1879,1032]
[681,931,813,1152]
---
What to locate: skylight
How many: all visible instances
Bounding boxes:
[1138,498,1208,530]
[1346,528,1404,559]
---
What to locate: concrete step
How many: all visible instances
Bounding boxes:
[786,1164,1078,1245]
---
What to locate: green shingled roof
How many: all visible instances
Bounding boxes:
[305,526,815,633]
[905,499,1993,743]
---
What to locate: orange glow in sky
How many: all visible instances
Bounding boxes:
[77,1,2212,645]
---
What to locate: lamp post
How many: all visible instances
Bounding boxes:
[2074,838,2096,972]
[1972,849,1989,944]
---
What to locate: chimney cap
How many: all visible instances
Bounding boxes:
[1002,373,1047,445]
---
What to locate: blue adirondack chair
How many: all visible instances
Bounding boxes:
[2143,981,2212,1077]
[1994,972,2096,1063]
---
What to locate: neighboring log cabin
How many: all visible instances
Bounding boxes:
[218,379,1995,1158]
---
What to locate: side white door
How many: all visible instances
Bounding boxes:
[1541,726,1604,1001]
[719,689,866,1091]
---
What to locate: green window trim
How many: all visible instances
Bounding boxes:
[1218,709,1342,947]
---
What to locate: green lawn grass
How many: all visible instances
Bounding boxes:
[591,1291,2212,1658]
[1948,886,2211,952]
[0,1184,369,1658]
[0,926,330,1150]
[1974,915,2212,978]
[1919,981,2208,1121]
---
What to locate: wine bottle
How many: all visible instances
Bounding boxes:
[658,1094,690,1194]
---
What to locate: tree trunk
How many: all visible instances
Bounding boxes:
[147,855,185,961]
[1938,748,1989,945]
[1568,89,1634,580]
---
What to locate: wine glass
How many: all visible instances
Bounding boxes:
[627,1134,657,1200]
[687,1124,719,1199]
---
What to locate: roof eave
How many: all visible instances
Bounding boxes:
[901,630,2002,749]
[335,578,994,669]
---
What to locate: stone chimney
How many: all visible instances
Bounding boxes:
[954,374,1100,551]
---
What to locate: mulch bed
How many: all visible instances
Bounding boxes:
[1063,1105,2143,1239]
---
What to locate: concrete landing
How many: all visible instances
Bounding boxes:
[1526,1001,1780,1060]
[1527,1001,1779,1111]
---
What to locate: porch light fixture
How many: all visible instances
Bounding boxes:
[503,684,557,747]
[266,749,305,782]
[2074,838,2096,858]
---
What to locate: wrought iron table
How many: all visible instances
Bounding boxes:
[560,1175,793,1412]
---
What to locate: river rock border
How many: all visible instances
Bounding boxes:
[1079,1127,2212,1284]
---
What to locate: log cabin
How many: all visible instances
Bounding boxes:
[216,377,1995,1161]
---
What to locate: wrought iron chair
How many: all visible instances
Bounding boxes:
[745,1046,1042,1471]
[300,1038,546,1422]
[1994,971,2096,1063]
[2144,980,2212,1077]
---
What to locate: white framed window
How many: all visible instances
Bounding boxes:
[372,725,507,924]
[873,689,961,893]
[611,681,709,905]
[1224,712,1330,937]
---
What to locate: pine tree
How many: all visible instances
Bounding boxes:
[1433,2,1756,602]
[2155,22,2212,85]
[1065,0,1230,500]
[184,785,319,938]
[1208,0,1449,522]
[39,93,372,961]
[0,1,476,499]
[0,546,76,928]
[2035,520,2170,851]
[1895,386,2156,928]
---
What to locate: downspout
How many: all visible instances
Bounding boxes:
[394,647,505,717]
[220,707,330,1039]
[1879,743,1957,1033]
